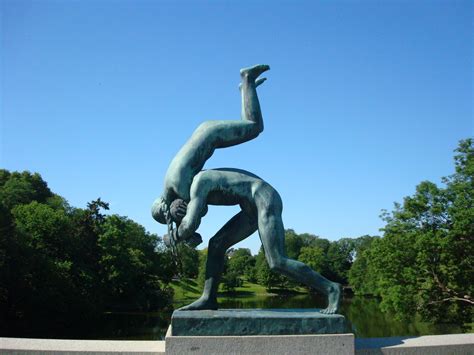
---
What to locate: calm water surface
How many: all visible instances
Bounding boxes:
[7,294,469,340]
[81,294,468,340]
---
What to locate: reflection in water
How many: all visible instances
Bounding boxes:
[8,294,469,340]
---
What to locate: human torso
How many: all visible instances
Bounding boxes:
[163,127,215,202]
[193,168,268,207]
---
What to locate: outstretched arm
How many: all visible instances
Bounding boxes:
[177,196,207,241]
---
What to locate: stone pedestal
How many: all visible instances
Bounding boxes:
[166,309,353,355]
[171,308,348,336]
[166,327,354,355]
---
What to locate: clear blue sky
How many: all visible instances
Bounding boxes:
[2,0,472,254]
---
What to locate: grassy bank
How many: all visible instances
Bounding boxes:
[170,278,307,302]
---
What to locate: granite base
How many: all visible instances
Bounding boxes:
[165,326,354,355]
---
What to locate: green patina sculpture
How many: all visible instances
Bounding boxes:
[152,64,341,314]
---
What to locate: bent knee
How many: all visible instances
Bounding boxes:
[268,256,287,272]
[255,186,282,212]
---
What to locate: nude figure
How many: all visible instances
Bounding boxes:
[169,168,342,314]
[151,64,270,229]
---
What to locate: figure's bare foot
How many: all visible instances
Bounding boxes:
[321,282,341,314]
[178,296,218,311]
[240,64,270,82]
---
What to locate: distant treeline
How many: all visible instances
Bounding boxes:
[0,139,472,334]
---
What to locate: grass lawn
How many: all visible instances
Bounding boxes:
[170,278,307,302]
[170,278,201,300]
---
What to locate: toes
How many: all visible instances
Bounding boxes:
[321,306,337,315]
[240,64,271,79]
[255,77,267,87]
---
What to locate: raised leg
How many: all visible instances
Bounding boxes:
[255,188,342,314]
[164,65,270,203]
[239,64,270,129]
[194,64,270,148]
[179,211,258,310]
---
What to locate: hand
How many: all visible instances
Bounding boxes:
[184,232,202,248]
[170,199,187,223]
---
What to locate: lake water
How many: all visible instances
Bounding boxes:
[75,294,468,340]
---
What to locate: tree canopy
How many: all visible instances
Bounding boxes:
[349,139,473,323]
[0,170,175,335]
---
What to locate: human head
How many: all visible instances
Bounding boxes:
[151,196,167,225]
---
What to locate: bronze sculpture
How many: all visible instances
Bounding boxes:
[152,64,341,314]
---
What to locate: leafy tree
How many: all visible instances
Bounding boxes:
[8,201,88,322]
[350,139,473,323]
[298,246,327,274]
[326,238,356,284]
[307,236,331,254]
[0,169,175,336]
[197,248,208,288]
[177,244,200,278]
[226,248,255,280]
[68,199,111,313]
[348,235,379,295]
[255,247,292,290]
[221,269,242,292]
[284,229,304,259]
[0,171,53,210]
[98,215,172,310]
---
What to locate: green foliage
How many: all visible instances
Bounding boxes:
[326,238,356,284]
[226,248,256,280]
[98,215,172,310]
[177,244,200,279]
[197,248,208,288]
[217,248,254,292]
[221,268,242,292]
[0,169,175,335]
[255,247,293,290]
[348,236,379,295]
[350,139,474,323]
[284,229,305,259]
[0,171,53,210]
[298,246,326,273]
[249,230,359,291]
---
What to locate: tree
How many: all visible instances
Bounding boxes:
[98,215,172,310]
[348,236,379,295]
[226,248,256,281]
[0,169,175,336]
[298,246,327,274]
[197,248,208,288]
[0,171,53,210]
[349,139,473,323]
[326,238,356,284]
[177,244,200,278]
[284,229,304,259]
[7,201,91,323]
[255,247,292,290]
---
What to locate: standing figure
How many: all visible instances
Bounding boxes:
[168,168,342,314]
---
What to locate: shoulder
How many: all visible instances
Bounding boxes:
[190,171,213,193]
